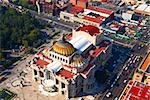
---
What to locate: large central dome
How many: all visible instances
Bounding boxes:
[53,40,75,56]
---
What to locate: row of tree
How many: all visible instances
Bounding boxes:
[0,6,45,50]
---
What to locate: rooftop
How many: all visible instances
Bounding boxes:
[82,64,94,75]
[83,16,103,24]
[76,25,100,36]
[36,59,49,68]
[91,40,111,57]
[140,53,150,71]
[69,5,113,24]
[134,3,150,15]
[87,6,113,15]
[71,6,84,14]
[121,80,150,100]
[57,68,74,79]
[77,0,88,3]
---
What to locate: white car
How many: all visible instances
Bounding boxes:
[125,67,128,71]
[136,58,140,61]
[114,97,118,100]
[123,80,127,83]
[106,92,111,98]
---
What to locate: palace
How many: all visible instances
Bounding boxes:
[30,25,112,99]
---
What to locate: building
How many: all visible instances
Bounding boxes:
[30,25,112,99]
[60,5,114,27]
[122,0,145,5]
[133,53,150,85]
[29,0,36,4]
[1,0,9,3]
[31,0,70,16]
[76,0,88,8]
[119,80,150,100]
[134,3,150,16]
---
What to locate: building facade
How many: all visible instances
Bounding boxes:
[30,25,112,99]
[133,53,150,85]
[60,6,114,27]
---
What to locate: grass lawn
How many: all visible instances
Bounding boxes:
[0,89,16,100]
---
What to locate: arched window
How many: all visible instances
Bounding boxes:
[34,69,37,75]
[39,71,44,77]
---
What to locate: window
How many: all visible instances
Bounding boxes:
[39,71,44,77]
[64,16,69,20]
[66,60,68,63]
[61,83,65,88]
[56,79,59,84]
[75,82,78,88]
[34,69,37,75]
[62,91,64,95]
[46,71,50,79]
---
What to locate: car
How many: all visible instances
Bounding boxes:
[128,58,131,61]
[106,92,112,98]
[129,61,132,64]
[136,58,140,61]
[111,84,114,88]
[127,64,130,67]
[117,75,120,79]
[123,80,127,83]
[141,44,144,48]
[113,64,116,67]
[125,67,128,71]
[114,97,118,100]
[138,46,141,50]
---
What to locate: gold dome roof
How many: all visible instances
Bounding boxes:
[53,41,75,56]
[71,55,84,67]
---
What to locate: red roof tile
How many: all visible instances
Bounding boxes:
[77,0,88,3]
[36,59,49,68]
[65,33,72,40]
[57,69,74,79]
[91,47,105,57]
[91,40,111,57]
[71,6,84,14]
[124,81,150,100]
[87,6,113,15]
[83,16,103,23]
[77,25,100,36]
[64,65,76,69]
[82,64,94,75]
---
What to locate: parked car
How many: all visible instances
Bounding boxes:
[106,92,112,98]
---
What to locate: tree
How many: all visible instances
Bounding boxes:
[0,52,5,61]
[0,6,45,50]
[22,40,28,48]
[27,29,39,46]
[18,0,28,7]
[3,60,12,68]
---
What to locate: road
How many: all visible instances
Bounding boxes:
[1,2,77,31]
[99,51,146,99]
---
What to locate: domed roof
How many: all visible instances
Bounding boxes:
[71,55,85,67]
[53,40,75,56]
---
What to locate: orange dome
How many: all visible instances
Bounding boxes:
[53,41,75,56]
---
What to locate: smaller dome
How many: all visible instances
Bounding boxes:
[71,55,84,67]
[53,40,75,56]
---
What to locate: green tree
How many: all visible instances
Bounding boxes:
[0,52,5,61]
[22,40,28,48]
[27,29,39,45]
